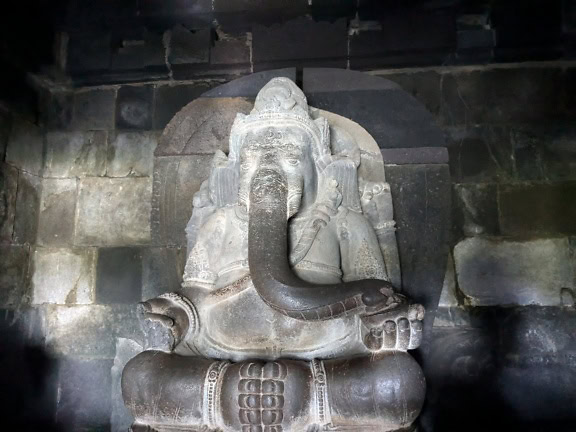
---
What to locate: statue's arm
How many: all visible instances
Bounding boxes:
[140,211,226,353]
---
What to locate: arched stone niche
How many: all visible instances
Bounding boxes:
[152,68,451,341]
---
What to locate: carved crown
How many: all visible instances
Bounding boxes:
[229,77,330,162]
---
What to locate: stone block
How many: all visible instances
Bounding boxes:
[116,85,154,130]
[5,118,44,176]
[440,68,565,126]
[13,171,42,245]
[168,25,210,65]
[380,147,448,165]
[499,183,576,236]
[107,131,158,177]
[111,338,142,432]
[67,30,112,74]
[37,178,77,246]
[510,124,576,182]
[71,89,116,131]
[0,109,11,161]
[438,253,459,308]
[156,98,252,156]
[110,30,166,73]
[454,238,575,306]
[41,90,73,130]
[32,247,96,305]
[96,247,143,304]
[381,71,442,116]
[444,125,514,183]
[0,245,30,308]
[303,69,445,149]
[76,177,152,246]
[210,32,250,68]
[153,82,213,129]
[0,306,46,347]
[0,163,18,243]
[453,183,499,236]
[152,155,213,247]
[56,358,113,430]
[252,18,347,70]
[142,247,186,299]
[44,131,107,178]
[44,304,144,358]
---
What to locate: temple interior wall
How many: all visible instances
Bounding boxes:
[1,61,576,430]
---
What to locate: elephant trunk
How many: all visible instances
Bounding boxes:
[248,166,393,321]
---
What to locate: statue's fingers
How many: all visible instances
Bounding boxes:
[408,320,423,350]
[144,312,174,328]
[383,320,397,349]
[396,318,411,351]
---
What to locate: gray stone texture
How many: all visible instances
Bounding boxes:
[499,183,576,236]
[382,71,442,116]
[44,304,144,358]
[111,338,142,432]
[96,247,143,304]
[0,245,30,307]
[454,237,575,306]
[202,68,296,98]
[454,183,499,237]
[153,82,213,129]
[156,97,253,156]
[44,131,107,178]
[5,118,44,176]
[142,247,186,299]
[13,171,42,244]
[72,88,116,130]
[0,163,18,243]
[152,155,213,247]
[107,131,158,177]
[37,178,77,246]
[75,177,152,246]
[116,85,154,130]
[168,25,210,65]
[0,109,11,162]
[56,358,113,430]
[32,247,96,305]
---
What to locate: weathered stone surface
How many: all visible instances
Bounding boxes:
[203,68,296,98]
[0,245,30,307]
[56,358,113,430]
[303,69,445,149]
[5,118,44,175]
[253,18,347,69]
[385,164,452,335]
[111,338,142,432]
[32,247,96,305]
[76,177,152,246]
[116,85,154,130]
[499,183,576,236]
[440,68,565,126]
[141,247,186,299]
[13,171,41,245]
[156,97,253,156]
[41,90,73,131]
[153,82,213,129]
[0,306,46,346]
[44,131,107,178]
[107,131,157,177]
[381,71,442,116]
[453,183,499,237]
[152,155,213,246]
[0,163,18,243]
[37,179,77,246]
[210,32,250,69]
[96,247,143,304]
[72,88,116,130]
[454,238,575,306]
[444,125,513,183]
[438,253,459,308]
[44,304,144,358]
[381,147,449,165]
[0,110,11,161]
[168,25,210,65]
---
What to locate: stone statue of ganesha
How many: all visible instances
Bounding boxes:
[122,77,426,431]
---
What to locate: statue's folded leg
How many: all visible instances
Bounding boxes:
[122,351,425,432]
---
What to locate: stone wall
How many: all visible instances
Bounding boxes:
[1,62,575,431]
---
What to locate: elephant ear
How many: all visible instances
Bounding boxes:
[185,151,239,256]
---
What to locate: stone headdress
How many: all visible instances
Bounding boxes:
[228,78,331,163]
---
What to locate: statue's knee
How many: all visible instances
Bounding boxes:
[326,352,425,429]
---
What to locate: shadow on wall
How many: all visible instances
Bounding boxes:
[420,306,576,432]
[0,313,62,431]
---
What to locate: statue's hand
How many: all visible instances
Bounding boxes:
[361,297,425,352]
[138,294,193,352]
